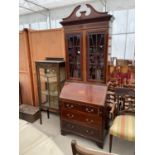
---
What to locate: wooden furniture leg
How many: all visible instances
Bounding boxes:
[47,109,50,119]
[109,134,113,152]
[71,140,76,155]
[39,110,42,124]
[19,83,23,105]
[96,142,103,149]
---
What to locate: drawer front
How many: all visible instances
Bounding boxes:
[61,101,100,115]
[62,102,78,111]
[80,105,99,115]
[61,120,102,141]
[61,110,102,127]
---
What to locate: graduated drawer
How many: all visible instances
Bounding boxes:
[79,104,99,115]
[61,102,78,111]
[61,109,102,128]
[61,120,102,141]
[61,102,101,115]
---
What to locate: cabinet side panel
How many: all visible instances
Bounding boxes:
[19,32,34,105]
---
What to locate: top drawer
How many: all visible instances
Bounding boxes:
[61,102,101,115]
[80,104,98,115]
[63,102,78,110]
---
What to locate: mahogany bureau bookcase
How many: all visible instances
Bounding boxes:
[59,4,113,148]
[60,82,108,148]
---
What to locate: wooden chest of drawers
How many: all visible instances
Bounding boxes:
[59,82,108,148]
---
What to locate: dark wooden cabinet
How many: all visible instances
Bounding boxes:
[59,82,108,148]
[61,4,113,84]
[35,59,65,124]
[59,4,113,148]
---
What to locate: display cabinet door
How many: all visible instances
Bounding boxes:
[66,33,83,80]
[38,67,59,110]
[86,32,106,82]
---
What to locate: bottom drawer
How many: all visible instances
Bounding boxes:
[61,120,103,141]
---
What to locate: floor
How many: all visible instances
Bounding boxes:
[32,112,134,155]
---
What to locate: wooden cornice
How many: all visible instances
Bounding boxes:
[61,4,113,26]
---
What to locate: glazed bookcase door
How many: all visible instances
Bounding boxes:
[87,32,106,82]
[66,33,83,81]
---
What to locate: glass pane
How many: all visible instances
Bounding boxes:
[60,67,65,82]
[127,9,135,33]
[87,32,105,81]
[67,34,81,79]
[112,10,127,34]
[125,34,135,60]
[39,67,58,109]
[111,34,126,59]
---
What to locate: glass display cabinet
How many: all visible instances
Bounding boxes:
[61,4,114,84]
[35,58,65,124]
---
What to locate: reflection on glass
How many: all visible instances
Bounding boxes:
[67,34,81,79]
[87,32,105,81]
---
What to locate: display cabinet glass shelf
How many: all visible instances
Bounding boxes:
[35,58,65,124]
[61,4,114,84]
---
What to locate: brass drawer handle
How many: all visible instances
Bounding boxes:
[67,113,74,118]
[85,118,94,123]
[67,124,74,129]
[86,108,94,113]
[66,104,74,109]
[85,129,94,135]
